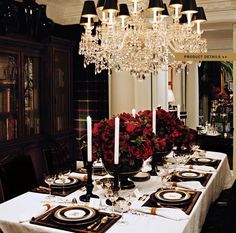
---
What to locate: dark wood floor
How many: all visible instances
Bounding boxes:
[201,180,236,233]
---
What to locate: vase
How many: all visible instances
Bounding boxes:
[103,153,143,190]
[150,151,171,176]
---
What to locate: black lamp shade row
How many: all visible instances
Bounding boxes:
[81,0,98,18]
[169,0,182,8]
[97,0,105,10]
[118,4,130,18]
[148,0,164,11]
[103,0,118,13]
[192,7,207,22]
[181,0,198,14]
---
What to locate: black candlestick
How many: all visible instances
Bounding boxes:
[113,164,120,192]
[149,155,158,176]
[80,161,99,202]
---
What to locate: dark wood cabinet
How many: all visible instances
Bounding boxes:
[0,35,75,175]
[43,37,73,136]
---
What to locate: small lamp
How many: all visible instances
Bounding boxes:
[169,0,182,8]
[192,7,207,22]
[192,7,207,34]
[118,4,130,18]
[97,0,105,10]
[148,0,164,11]
[81,0,98,18]
[103,0,118,13]
[181,0,198,14]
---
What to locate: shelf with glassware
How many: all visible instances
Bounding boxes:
[0,37,44,146]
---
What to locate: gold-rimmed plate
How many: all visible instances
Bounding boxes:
[153,189,191,204]
[192,157,216,164]
[175,171,205,179]
[51,177,79,189]
[53,206,99,224]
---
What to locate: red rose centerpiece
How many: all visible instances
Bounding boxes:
[137,109,197,175]
[92,109,197,180]
[92,112,154,189]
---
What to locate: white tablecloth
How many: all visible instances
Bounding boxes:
[0,151,234,233]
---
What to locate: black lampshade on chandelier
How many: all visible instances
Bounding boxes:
[79,0,207,80]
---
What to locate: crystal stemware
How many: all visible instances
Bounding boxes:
[58,169,71,195]
[44,174,56,198]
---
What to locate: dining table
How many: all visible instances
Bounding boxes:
[0,151,234,233]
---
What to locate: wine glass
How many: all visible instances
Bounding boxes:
[156,165,171,189]
[104,185,118,216]
[44,174,56,198]
[115,192,131,224]
[58,169,71,195]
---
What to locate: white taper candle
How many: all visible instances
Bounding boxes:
[177,105,180,119]
[132,108,136,117]
[114,117,120,164]
[87,116,92,162]
[152,109,156,134]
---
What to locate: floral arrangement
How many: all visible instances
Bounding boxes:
[92,109,196,165]
[92,112,154,165]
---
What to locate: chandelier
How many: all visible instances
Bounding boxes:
[79,0,207,80]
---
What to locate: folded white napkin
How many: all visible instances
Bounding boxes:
[184,165,216,172]
[141,159,152,172]
[173,181,204,190]
[33,203,52,218]
[131,206,189,221]
[19,203,52,223]
[69,172,88,181]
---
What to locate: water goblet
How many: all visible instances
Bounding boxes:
[156,165,171,189]
[115,193,131,224]
[44,174,56,198]
[104,187,118,216]
[58,169,71,195]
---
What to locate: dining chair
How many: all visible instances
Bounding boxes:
[42,140,72,175]
[0,154,38,201]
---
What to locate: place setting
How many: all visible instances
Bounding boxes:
[30,204,121,233]
[170,169,212,187]
[142,187,201,215]
[32,170,86,197]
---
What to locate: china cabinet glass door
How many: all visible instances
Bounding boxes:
[0,53,18,142]
[23,56,40,136]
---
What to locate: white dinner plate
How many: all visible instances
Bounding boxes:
[175,171,205,179]
[54,206,98,222]
[154,189,191,203]
[51,177,79,187]
[192,157,216,164]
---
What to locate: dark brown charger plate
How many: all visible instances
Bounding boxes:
[171,171,212,187]
[187,157,221,169]
[143,189,201,215]
[32,179,86,197]
[30,205,121,233]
